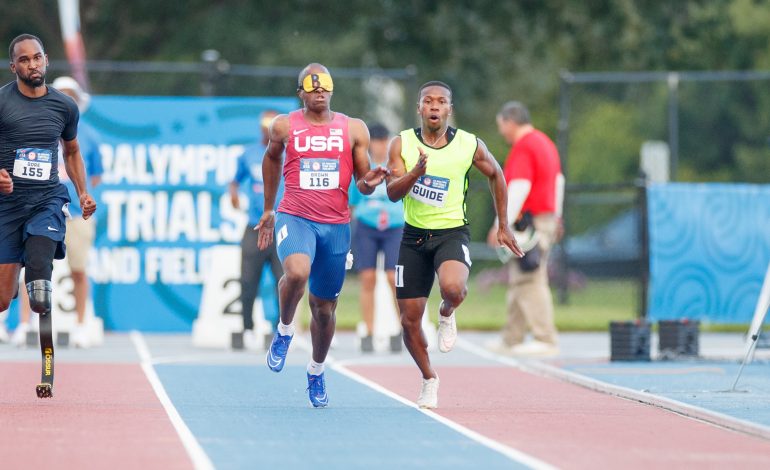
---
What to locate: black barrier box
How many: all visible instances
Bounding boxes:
[610,321,651,361]
[658,319,699,359]
[231,332,244,350]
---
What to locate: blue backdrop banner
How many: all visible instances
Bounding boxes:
[647,183,770,323]
[83,96,295,331]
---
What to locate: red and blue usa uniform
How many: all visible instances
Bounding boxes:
[274,110,354,299]
[278,109,353,224]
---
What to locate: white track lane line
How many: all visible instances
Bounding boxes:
[455,336,770,441]
[332,363,556,470]
[130,331,215,470]
[288,334,554,469]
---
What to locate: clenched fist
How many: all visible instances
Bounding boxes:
[79,193,97,219]
[0,169,13,194]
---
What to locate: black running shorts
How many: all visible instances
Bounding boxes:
[395,223,472,299]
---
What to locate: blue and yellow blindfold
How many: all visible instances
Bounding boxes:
[299,73,334,92]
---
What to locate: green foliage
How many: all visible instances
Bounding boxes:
[0,0,66,58]
[735,144,770,182]
[569,99,643,183]
[330,275,639,332]
[2,0,767,204]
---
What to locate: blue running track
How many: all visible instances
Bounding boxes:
[155,364,529,470]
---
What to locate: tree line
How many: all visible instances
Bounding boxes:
[3,0,768,186]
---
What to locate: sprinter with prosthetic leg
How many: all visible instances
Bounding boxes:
[25,237,56,398]
[0,34,97,398]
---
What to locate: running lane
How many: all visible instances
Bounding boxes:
[0,362,191,469]
[349,365,770,469]
[563,361,770,427]
[155,364,530,469]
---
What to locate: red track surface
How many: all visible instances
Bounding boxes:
[0,362,191,469]
[350,365,770,469]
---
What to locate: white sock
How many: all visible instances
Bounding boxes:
[307,360,324,376]
[440,311,455,323]
[277,322,294,336]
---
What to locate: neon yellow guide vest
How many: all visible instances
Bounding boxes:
[400,128,477,229]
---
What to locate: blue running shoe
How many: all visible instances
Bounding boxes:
[307,372,329,408]
[266,332,293,372]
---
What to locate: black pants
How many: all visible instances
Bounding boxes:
[240,226,283,330]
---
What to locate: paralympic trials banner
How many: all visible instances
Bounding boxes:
[647,183,770,323]
[86,96,295,331]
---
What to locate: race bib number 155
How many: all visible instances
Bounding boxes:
[13,148,52,181]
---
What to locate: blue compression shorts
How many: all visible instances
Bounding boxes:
[274,212,351,300]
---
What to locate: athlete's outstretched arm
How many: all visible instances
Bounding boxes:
[256,114,288,250]
[473,138,524,258]
[385,136,428,202]
[62,138,96,219]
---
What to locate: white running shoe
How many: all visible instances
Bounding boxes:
[437,309,457,353]
[417,377,439,409]
[11,322,29,347]
[72,324,90,349]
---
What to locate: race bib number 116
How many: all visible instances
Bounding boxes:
[299,158,340,190]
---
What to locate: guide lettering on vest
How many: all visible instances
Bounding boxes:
[409,174,449,207]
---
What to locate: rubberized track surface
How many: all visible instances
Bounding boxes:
[2,331,769,469]
[0,363,190,469]
[349,365,770,469]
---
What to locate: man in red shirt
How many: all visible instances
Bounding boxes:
[487,101,564,356]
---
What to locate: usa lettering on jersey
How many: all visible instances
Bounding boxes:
[294,134,344,152]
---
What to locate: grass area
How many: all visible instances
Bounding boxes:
[699,323,752,333]
[292,274,751,333]
[316,275,640,332]
[552,278,639,331]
